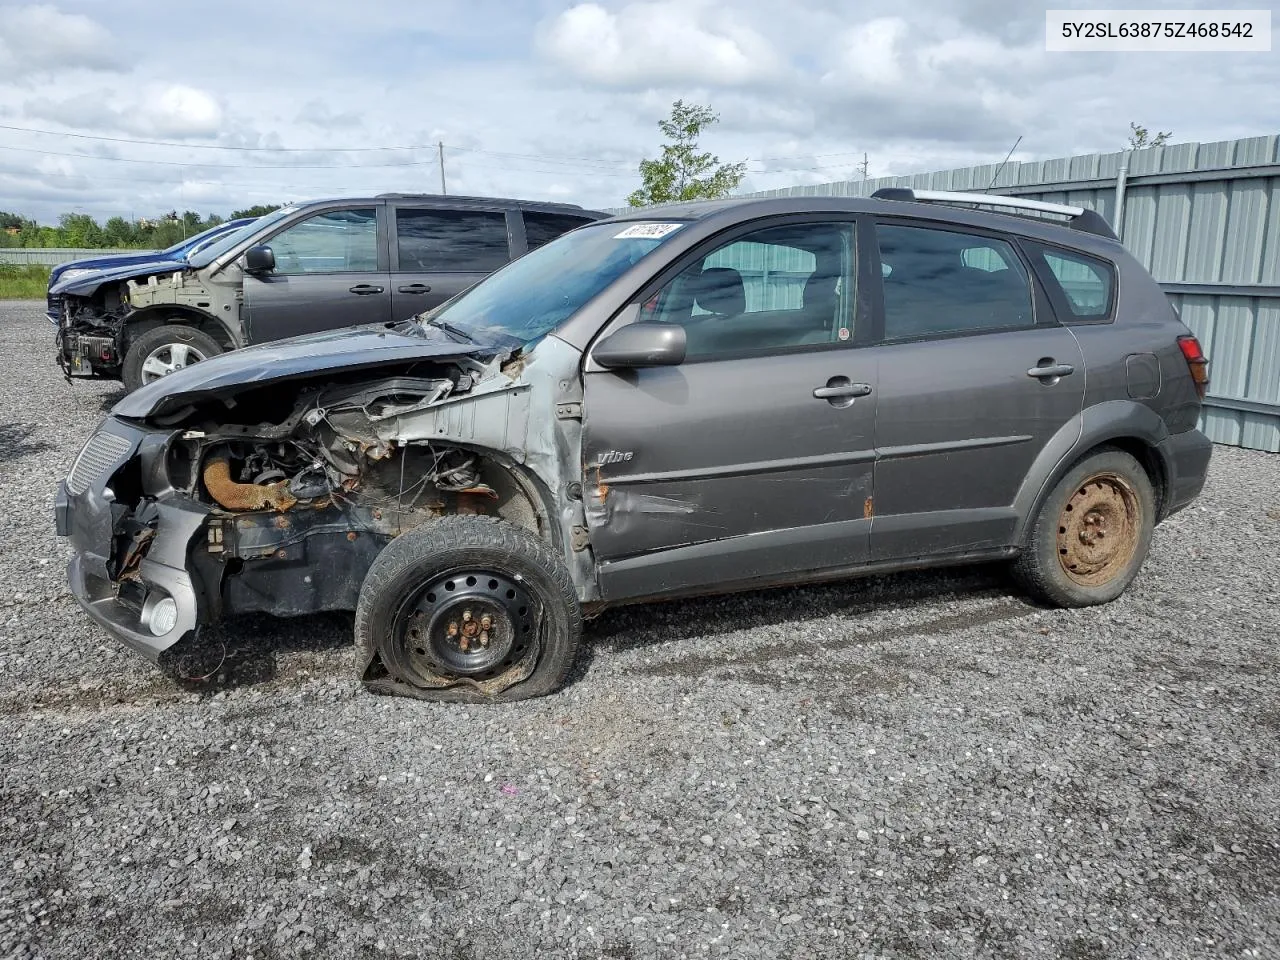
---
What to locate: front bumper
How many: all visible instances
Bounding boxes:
[57,422,210,661]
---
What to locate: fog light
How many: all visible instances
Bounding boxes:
[145,596,179,637]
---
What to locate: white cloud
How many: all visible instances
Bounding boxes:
[0,5,125,75]
[537,1,780,86]
[825,18,909,88]
[25,84,225,139]
[147,85,224,137]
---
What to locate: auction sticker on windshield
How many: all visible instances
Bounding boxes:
[614,223,684,239]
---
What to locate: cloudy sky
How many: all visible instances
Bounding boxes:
[0,0,1276,223]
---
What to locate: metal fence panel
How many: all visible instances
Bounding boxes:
[0,248,155,265]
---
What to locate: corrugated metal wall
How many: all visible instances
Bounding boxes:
[0,248,154,265]
[734,135,1280,452]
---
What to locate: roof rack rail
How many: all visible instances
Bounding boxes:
[870,187,1117,240]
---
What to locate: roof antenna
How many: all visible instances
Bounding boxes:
[987,136,1022,191]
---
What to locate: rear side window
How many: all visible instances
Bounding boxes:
[1037,247,1115,321]
[875,224,1034,341]
[395,209,510,271]
[524,213,593,250]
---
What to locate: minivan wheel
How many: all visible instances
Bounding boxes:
[355,516,582,703]
[1013,448,1155,608]
[122,323,222,391]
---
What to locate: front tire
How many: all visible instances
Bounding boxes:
[122,323,222,391]
[355,516,582,703]
[1013,447,1156,607]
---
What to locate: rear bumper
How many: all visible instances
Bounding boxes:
[1156,428,1213,520]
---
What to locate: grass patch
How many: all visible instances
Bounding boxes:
[0,264,52,300]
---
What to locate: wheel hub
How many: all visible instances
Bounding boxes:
[1056,473,1140,586]
[141,342,207,383]
[399,571,535,682]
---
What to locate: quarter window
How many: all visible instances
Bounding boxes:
[524,213,593,250]
[266,209,378,274]
[396,209,509,271]
[876,225,1034,340]
[1040,248,1114,321]
[644,222,856,361]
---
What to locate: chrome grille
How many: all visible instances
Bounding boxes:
[66,432,132,495]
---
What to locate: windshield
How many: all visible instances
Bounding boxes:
[186,206,298,268]
[431,220,685,345]
[158,220,236,258]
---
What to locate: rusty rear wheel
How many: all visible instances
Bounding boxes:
[1056,473,1142,587]
[1014,448,1155,608]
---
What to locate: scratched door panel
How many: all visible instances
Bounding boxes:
[582,351,876,600]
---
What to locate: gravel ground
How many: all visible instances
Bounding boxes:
[1,299,1277,959]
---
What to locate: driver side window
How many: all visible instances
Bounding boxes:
[266,208,379,274]
[643,222,856,361]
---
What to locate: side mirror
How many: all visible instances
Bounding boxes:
[244,245,275,274]
[593,322,686,369]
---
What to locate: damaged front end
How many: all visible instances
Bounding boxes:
[57,329,592,670]
[55,290,130,379]
[53,262,219,379]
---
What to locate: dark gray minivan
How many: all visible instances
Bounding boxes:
[49,195,606,389]
[57,190,1213,704]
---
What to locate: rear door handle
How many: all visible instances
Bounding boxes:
[813,377,873,404]
[349,284,384,295]
[398,283,432,294]
[1027,361,1075,380]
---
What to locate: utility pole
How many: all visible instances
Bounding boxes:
[438,141,447,195]
[858,153,870,180]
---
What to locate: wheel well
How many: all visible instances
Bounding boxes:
[450,451,562,552]
[124,308,234,351]
[1086,437,1168,520]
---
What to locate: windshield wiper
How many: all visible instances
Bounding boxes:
[422,317,476,343]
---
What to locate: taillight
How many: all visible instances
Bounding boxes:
[1177,335,1209,399]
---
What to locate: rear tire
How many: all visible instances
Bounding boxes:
[122,323,222,391]
[355,516,582,703]
[1013,448,1155,608]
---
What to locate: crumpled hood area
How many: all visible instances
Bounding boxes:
[112,323,494,420]
[51,259,187,297]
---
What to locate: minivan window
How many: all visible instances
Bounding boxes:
[876,224,1034,340]
[1040,248,1115,321]
[267,209,379,274]
[524,213,592,250]
[397,209,509,271]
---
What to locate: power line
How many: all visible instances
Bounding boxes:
[0,122,436,153]
[0,143,440,169]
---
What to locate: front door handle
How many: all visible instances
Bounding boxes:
[349,284,384,295]
[1027,360,1075,381]
[398,283,432,294]
[813,377,873,405]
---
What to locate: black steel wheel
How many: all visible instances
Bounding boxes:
[355,516,582,702]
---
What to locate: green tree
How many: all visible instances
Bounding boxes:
[1127,122,1172,150]
[0,212,23,230]
[231,204,282,219]
[103,216,133,246]
[627,100,746,207]
[59,213,104,248]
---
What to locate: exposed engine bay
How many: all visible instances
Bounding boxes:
[116,358,551,624]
